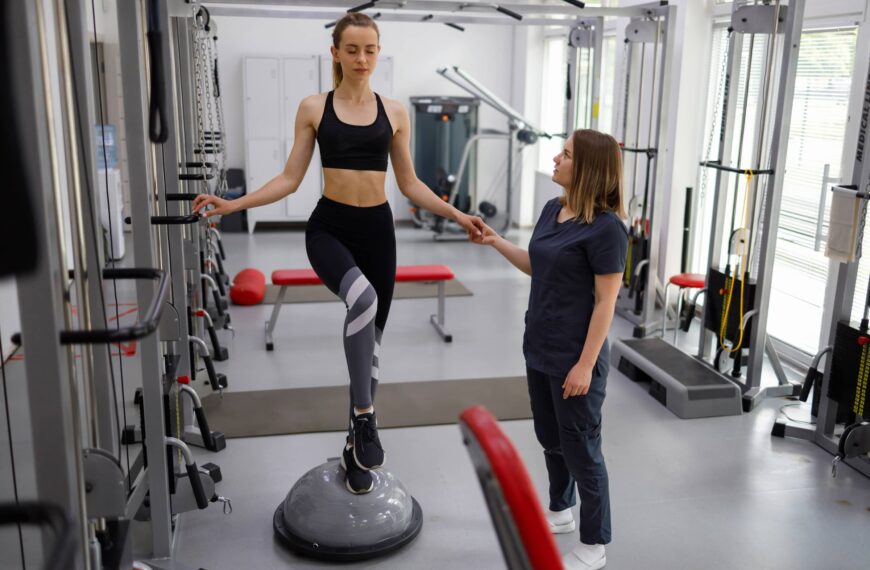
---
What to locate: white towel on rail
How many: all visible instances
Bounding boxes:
[825,191,861,263]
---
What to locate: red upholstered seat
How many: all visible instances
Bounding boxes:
[669,273,706,289]
[272,265,454,286]
[395,264,454,282]
[230,268,266,305]
[271,268,322,286]
[459,406,563,570]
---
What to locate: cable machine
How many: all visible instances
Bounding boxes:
[771,56,870,479]
[614,6,675,337]
[565,17,604,134]
[614,0,805,419]
[2,1,234,567]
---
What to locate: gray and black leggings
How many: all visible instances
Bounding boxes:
[305,196,396,413]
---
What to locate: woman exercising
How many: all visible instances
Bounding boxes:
[471,129,627,570]
[193,13,483,494]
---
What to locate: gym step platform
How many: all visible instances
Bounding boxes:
[613,338,742,419]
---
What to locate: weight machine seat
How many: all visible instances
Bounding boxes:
[668,273,706,289]
[272,264,455,286]
[459,405,563,570]
[267,265,456,349]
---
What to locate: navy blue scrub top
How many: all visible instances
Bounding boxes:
[523,198,629,379]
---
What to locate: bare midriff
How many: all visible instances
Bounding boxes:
[322,168,388,206]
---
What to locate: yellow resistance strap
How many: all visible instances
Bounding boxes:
[720,169,754,354]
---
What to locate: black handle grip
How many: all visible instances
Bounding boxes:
[60,269,168,344]
[193,406,216,451]
[0,502,77,570]
[621,146,658,158]
[211,290,226,317]
[445,22,465,32]
[699,160,774,176]
[562,0,586,8]
[566,62,572,100]
[185,463,209,509]
[628,270,639,297]
[146,0,168,144]
[799,367,818,402]
[182,161,215,168]
[150,215,200,225]
[495,6,523,20]
[213,58,221,98]
[200,353,221,391]
[216,237,226,260]
[165,193,197,202]
[179,173,215,181]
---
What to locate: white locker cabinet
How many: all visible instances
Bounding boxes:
[243,58,281,140]
[284,56,322,220]
[245,139,285,229]
[244,55,322,228]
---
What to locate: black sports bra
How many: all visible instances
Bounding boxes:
[317,91,393,172]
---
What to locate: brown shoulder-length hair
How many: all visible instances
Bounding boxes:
[559,129,626,223]
[331,13,380,89]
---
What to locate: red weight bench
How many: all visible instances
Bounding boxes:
[459,406,563,570]
[265,264,455,351]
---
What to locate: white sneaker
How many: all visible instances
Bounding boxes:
[562,543,606,570]
[545,508,576,534]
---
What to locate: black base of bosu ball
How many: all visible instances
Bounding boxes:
[273,459,423,562]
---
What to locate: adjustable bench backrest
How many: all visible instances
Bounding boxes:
[459,405,563,570]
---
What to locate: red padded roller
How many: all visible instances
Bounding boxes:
[459,406,563,570]
[230,268,266,305]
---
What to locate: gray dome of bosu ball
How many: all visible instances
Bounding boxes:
[273,459,424,561]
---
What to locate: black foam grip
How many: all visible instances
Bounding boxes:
[215,252,227,280]
[179,173,214,181]
[562,0,586,8]
[496,6,523,20]
[165,193,197,201]
[206,325,223,360]
[566,62,572,100]
[145,29,168,143]
[217,237,226,260]
[212,290,225,317]
[213,58,221,98]
[185,463,209,509]
[799,367,817,402]
[193,406,216,450]
[213,272,227,297]
[201,354,220,391]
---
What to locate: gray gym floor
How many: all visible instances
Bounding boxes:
[3,224,870,569]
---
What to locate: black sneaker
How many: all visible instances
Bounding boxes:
[352,412,385,470]
[341,446,373,495]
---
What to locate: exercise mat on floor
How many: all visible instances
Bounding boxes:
[260,279,472,304]
[201,376,529,437]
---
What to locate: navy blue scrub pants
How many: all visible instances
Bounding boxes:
[526,366,612,545]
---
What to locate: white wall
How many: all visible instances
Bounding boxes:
[216,16,517,222]
[513,24,547,227]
